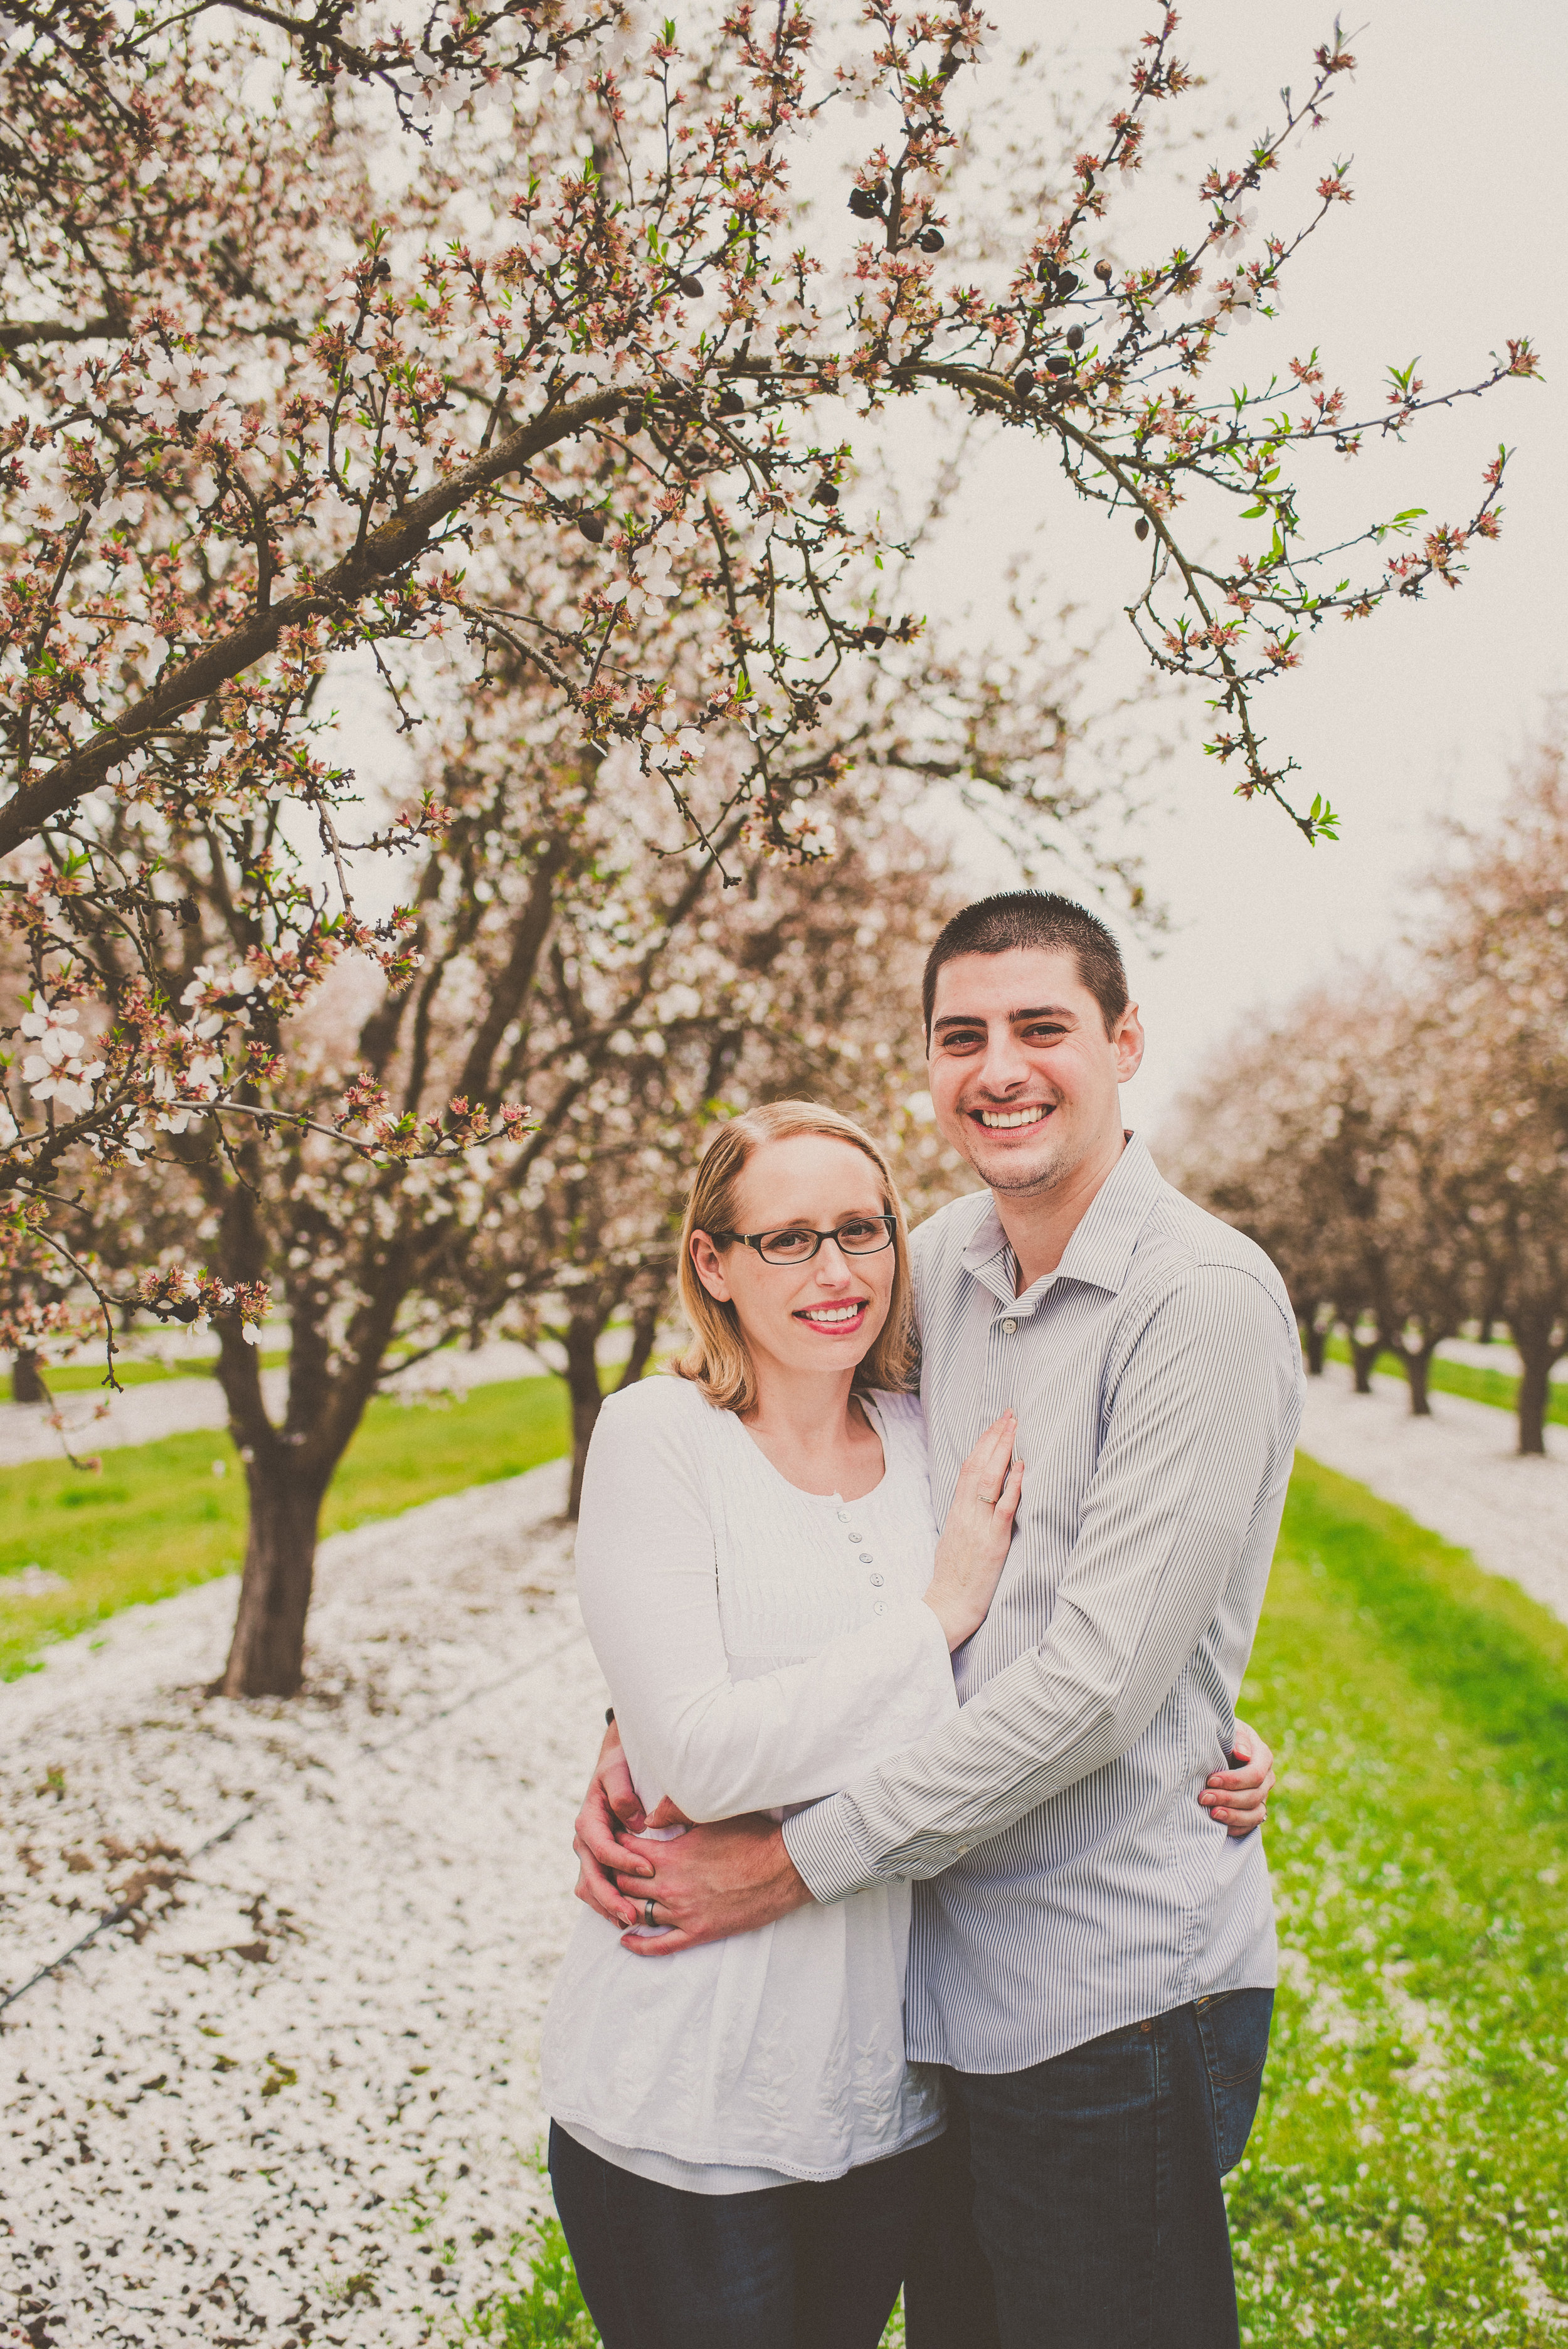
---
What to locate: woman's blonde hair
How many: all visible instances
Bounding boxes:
[674,1100,917,1414]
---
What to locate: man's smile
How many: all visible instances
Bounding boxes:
[973,1103,1054,1130]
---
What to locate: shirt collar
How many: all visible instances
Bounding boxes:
[958,1132,1163,1307]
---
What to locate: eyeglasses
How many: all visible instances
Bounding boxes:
[715,1214,898,1267]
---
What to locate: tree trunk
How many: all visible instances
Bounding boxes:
[221,1453,330,1697]
[10,1347,46,1404]
[564,1310,607,1520]
[616,1302,660,1394]
[1303,1318,1327,1378]
[1515,1348,1553,1458]
[1350,1336,1382,1394]
[1401,1345,1436,1417]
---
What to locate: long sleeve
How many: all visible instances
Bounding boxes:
[783,1265,1300,1901]
[575,1382,957,1824]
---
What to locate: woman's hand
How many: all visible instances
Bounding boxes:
[573,1719,696,1926]
[923,1410,1024,1653]
[1199,1719,1276,1837]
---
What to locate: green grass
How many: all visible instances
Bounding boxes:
[1227,1456,1568,2344]
[0,1373,570,1679]
[3,1355,207,1400]
[461,2218,598,2347]
[1322,1334,1568,1429]
[471,1455,1568,2349]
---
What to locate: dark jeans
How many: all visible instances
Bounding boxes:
[906,1988,1274,2349]
[548,2120,940,2349]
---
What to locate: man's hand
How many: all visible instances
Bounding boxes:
[612,1813,813,1955]
[1199,1717,1276,1835]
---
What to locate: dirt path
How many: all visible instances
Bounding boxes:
[1298,1360,1568,1627]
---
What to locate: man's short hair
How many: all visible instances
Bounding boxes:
[923,889,1129,1040]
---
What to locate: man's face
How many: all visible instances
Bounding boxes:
[926,946,1145,1198]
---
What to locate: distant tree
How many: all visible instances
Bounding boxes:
[1163,976,1481,1414]
[1422,721,1568,1454]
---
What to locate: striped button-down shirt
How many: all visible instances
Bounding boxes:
[781,1133,1302,2072]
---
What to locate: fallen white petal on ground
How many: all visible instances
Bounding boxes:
[1299,1362,1568,1627]
[0,1458,608,2348]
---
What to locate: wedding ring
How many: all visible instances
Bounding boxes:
[644,1896,657,1930]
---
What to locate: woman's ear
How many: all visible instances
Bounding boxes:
[689,1228,733,1302]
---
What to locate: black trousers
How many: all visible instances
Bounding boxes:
[905,1989,1274,2349]
[548,2120,941,2349]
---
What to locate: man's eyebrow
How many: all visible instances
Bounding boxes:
[931,1004,1077,1032]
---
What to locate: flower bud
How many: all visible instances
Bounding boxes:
[1135,516,1151,541]
[577,513,606,544]
[1065,326,1084,351]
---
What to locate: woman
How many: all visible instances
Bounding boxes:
[540,1101,1264,2348]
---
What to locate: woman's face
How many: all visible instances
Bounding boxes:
[690,1134,898,1385]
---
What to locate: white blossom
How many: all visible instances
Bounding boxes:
[642,714,702,770]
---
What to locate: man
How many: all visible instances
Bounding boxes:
[574,890,1300,2348]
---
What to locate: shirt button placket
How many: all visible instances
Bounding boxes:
[982,1309,1020,1423]
[849,1522,884,1607]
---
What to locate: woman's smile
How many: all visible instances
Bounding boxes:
[792,1297,871,1335]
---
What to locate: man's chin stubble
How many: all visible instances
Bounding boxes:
[967,1136,1073,1197]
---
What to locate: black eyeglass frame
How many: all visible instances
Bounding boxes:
[711,1213,898,1266]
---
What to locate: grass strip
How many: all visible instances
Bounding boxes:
[0,1374,569,1680]
[1228,1454,1568,2343]
[3,1357,210,1399]
[1322,1335,1568,1429]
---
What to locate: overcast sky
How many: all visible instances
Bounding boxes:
[918,0,1568,1130]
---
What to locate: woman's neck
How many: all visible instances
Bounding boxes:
[740,1360,883,1499]
[744,1360,858,1446]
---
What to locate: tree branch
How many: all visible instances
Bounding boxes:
[0,384,628,860]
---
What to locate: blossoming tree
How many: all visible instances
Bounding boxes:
[1,0,1540,1366]
[74,657,984,1693]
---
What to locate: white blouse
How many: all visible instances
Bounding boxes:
[540,1374,958,2190]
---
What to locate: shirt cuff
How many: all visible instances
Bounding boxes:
[781,1790,884,1904]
